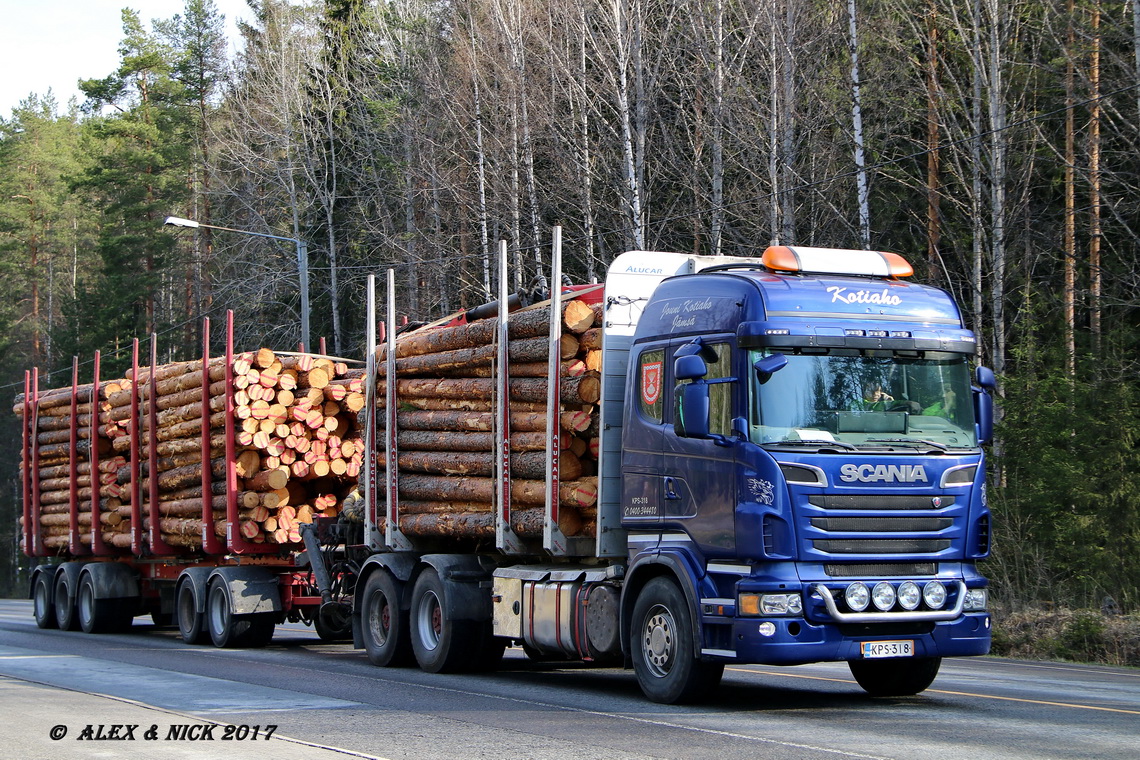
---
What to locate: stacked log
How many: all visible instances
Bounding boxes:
[13,380,129,551]
[15,350,363,554]
[377,297,603,543]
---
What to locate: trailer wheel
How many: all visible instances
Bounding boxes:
[360,571,412,665]
[207,581,275,648]
[176,581,208,644]
[631,577,723,704]
[849,656,942,697]
[409,568,476,673]
[33,572,57,630]
[53,573,79,631]
[76,574,131,634]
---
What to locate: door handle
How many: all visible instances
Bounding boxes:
[664,477,680,500]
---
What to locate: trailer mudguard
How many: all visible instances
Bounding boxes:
[621,550,706,661]
[53,562,86,602]
[30,565,54,601]
[177,567,215,615]
[207,567,282,616]
[80,563,139,600]
[359,553,419,585]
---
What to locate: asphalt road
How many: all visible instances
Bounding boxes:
[0,598,1135,760]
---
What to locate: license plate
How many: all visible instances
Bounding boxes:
[861,640,914,659]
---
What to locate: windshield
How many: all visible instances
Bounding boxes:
[749,350,977,450]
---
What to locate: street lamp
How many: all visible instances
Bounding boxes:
[164,216,310,350]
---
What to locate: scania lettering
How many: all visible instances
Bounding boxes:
[840,464,930,483]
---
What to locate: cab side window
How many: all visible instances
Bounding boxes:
[706,343,733,436]
[674,342,733,436]
[637,349,665,423]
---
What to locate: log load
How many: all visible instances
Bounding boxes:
[16,348,364,555]
[374,292,603,545]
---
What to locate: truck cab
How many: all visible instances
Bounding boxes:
[611,246,994,702]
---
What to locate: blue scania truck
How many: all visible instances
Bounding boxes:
[357,243,995,704]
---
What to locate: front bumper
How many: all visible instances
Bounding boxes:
[714,610,990,664]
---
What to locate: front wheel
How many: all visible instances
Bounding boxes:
[849,656,942,697]
[630,577,723,704]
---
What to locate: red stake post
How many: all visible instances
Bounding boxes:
[225,310,260,554]
[200,318,223,555]
[129,340,143,555]
[67,357,88,556]
[147,335,177,555]
[89,351,107,555]
[20,372,32,556]
[30,367,43,556]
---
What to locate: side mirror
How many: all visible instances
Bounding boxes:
[754,353,788,381]
[675,353,708,380]
[975,366,996,390]
[674,380,711,438]
[972,366,995,445]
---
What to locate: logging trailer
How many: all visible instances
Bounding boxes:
[17,232,997,703]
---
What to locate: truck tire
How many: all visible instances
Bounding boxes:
[631,577,724,704]
[360,571,412,667]
[409,568,477,673]
[176,580,208,645]
[33,572,57,630]
[54,572,79,631]
[207,581,275,648]
[849,656,942,697]
[76,574,132,634]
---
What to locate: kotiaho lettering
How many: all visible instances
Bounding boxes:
[827,286,902,306]
[839,464,929,483]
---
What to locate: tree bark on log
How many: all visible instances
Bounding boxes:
[396,430,561,452]
[397,475,596,507]
[378,375,599,405]
[397,512,495,538]
[389,450,581,480]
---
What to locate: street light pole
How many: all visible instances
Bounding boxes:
[165,216,310,350]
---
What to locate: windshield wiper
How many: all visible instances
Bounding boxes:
[771,439,860,452]
[864,437,949,452]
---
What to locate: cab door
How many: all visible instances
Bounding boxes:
[661,339,739,557]
[620,346,668,527]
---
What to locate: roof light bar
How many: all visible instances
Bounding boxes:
[762,246,913,278]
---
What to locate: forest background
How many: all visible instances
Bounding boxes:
[1,0,1138,656]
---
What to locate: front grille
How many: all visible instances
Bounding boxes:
[808,495,954,510]
[811,517,952,532]
[813,539,952,554]
[824,562,937,577]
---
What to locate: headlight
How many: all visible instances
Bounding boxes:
[897,581,921,610]
[845,582,870,612]
[964,588,988,611]
[872,581,896,611]
[923,580,947,609]
[760,593,803,616]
